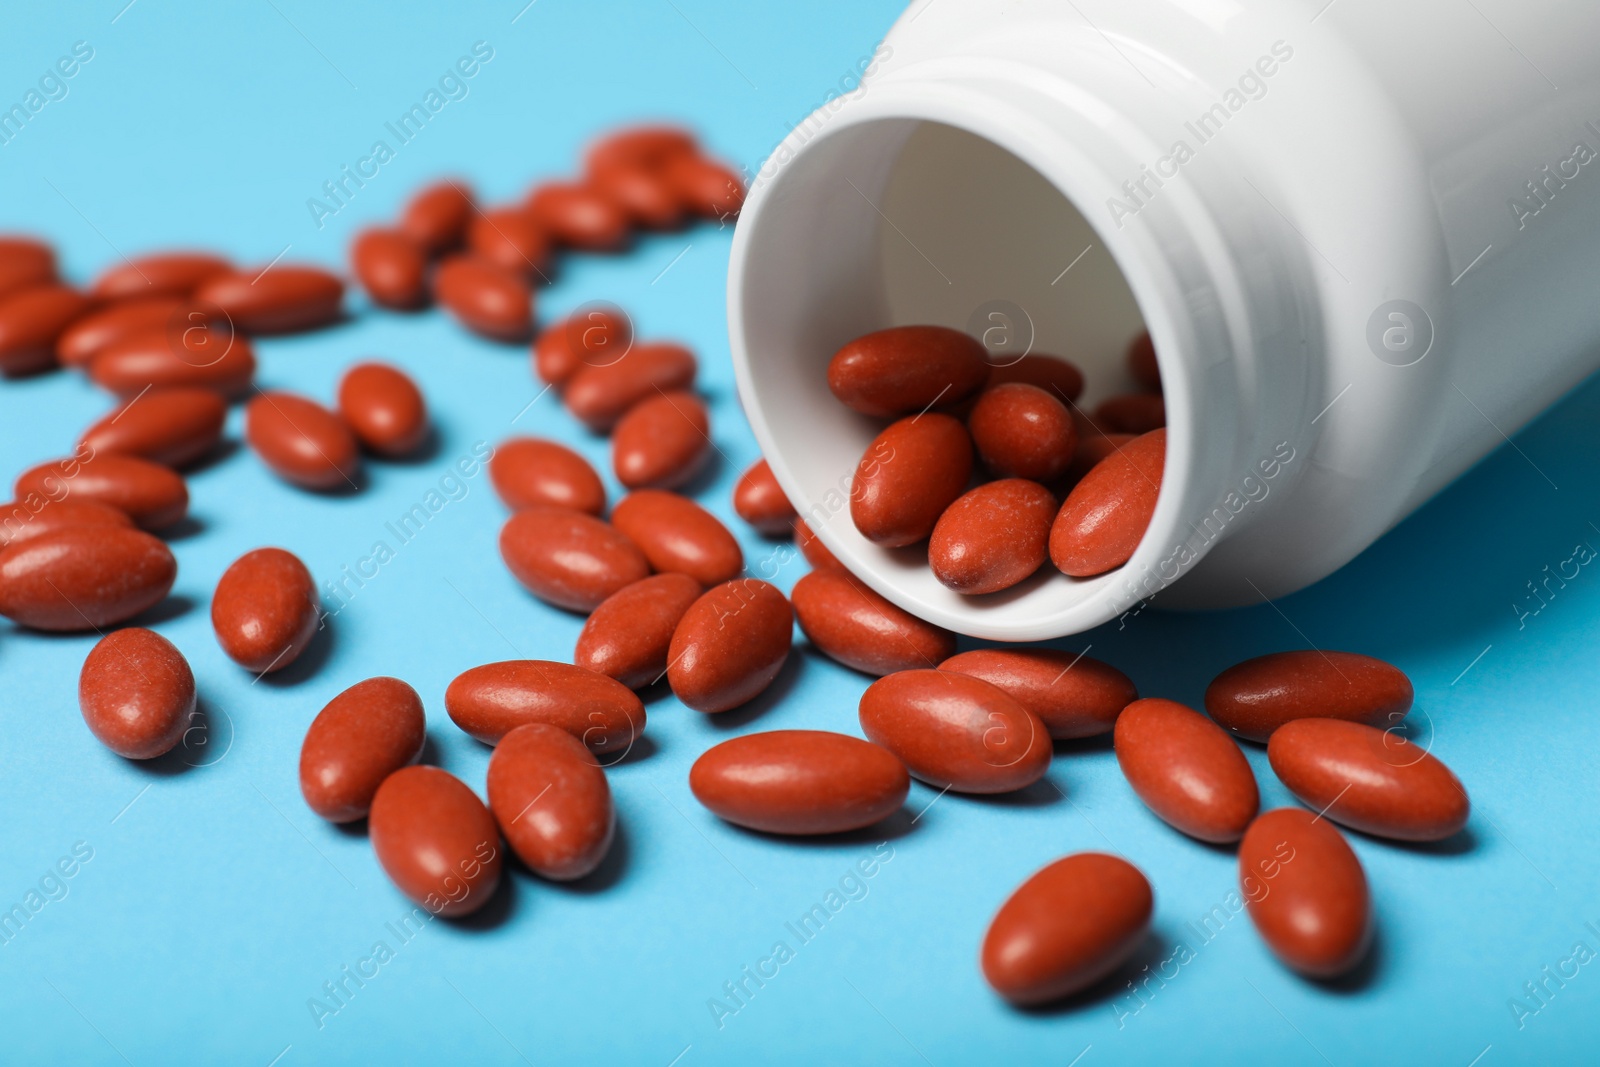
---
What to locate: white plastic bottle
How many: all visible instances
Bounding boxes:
[728,0,1600,640]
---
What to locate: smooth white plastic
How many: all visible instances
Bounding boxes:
[729,0,1600,640]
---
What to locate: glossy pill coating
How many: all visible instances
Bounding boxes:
[563,342,697,432]
[467,207,551,277]
[79,387,227,469]
[533,308,633,387]
[929,479,1057,595]
[194,265,343,334]
[691,730,910,835]
[526,182,630,251]
[732,459,796,536]
[445,660,645,753]
[299,677,426,823]
[612,389,710,490]
[611,489,742,586]
[433,255,533,342]
[1114,698,1260,843]
[1050,427,1165,577]
[0,526,176,631]
[487,723,615,880]
[851,414,974,548]
[575,573,702,689]
[1127,331,1161,392]
[968,383,1078,482]
[827,325,988,418]
[399,180,475,253]
[337,362,428,457]
[91,252,230,301]
[499,506,649,612]
[938,648,1136,740]
[89,326,256,399]
[369,766,502,918]
[1267,718,1469,841]
[985,353,1086,403]
[14,453,188,531]
[585,126,698,174]
[792,569,956,676]
[78,627,195,760]
[57,296,186,369]
[0,497,133,548]
[489,437,605,515]
[665,155,746,218]
[211,547,320,674]
[982,853,1153,1006]
[0,284,95,376]
[1205,650,1414,742]
[859,670,1051,794]
[1093,393,1166,435]
[591,163,683,229]
[350,229,429,310]
[245,391,361,490]
[667,579,793,713]
[793,517,843,572]
[0,237,56,299]
[1239,808,1372,978]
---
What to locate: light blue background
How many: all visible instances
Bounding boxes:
[1,2,1597,1064]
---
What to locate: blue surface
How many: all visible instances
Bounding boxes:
[2,3,1598,1064]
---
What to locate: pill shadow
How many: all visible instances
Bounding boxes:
[1053,733,1115,757]
[256,623,336,688]
[721,806,918,849]
[370,423,443,467]
[703,654,807,731]
[1011,931,1173,1017]
[446,876,518,932]
[598,733,659,769]
[135,593,197,627]
[159,516,206,542]
[1364,823,1478,858]
[949,775,1065,810]
[675,447,725,498]
[183,438,243,477]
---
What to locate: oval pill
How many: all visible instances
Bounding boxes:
[433,255,533,341]
[0,525,176,631]
[350,228,429,310]
[827,325,988,418]
[14,452,188,530]
[299,677,426,822]
[667,578,793,713]
[445,659,645,753]
[89,325,255,399]
[793,517,843,572]
[575,573,702,689]
[245,391,361,490]
[92,252,230,301]
[690,730,910,835]
[563,342,697,432]
[467,206,550,277]
[1050,427,1165,577]
[526,182,629,251]
[1093,393,1166,435]
[585,126,697,175]
[929,478,1057,595]
[488,437,605,515]
[499,506,649,612]
[611,489,742,586]
[851,414,974,548]
[487,722,615,880]
[665,155,745,219]
[337,362,428,457]
[611,389,710,490]
[791,568,955,676]
[939,648,1136,740]
[78,627,195,760]
[369,766,502,917]
[0,283,94,376]
[79,387,226,469]
[399,180,475,253]
[732,459,796,536]
[0,237,56,299]
[592,163,683,229]
[1239,808,1372,978]
[0,497,133,548]
[211,547,321,674]
[194,265,344,334]
[533,308,633,387]
[1205,650,1413,742]
[56,296,186,369]
[1114,697,1259,843]
[968,383,1077,482]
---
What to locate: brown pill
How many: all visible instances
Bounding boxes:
[612,390,710,489]
[586,126,698,175]
[827,325,988,418]
[938,648,1136,740]
[792,569,955,676]
[350,229,429,310]
[0,283,94,376]
[929,479,1057,595]
[732,459,796,536]
[245,391,361,490]
[337,362,428,457]
[89,325,256,399]
[1114,698,1259,843]
[445,660,645,753]
[563,342,697,432]
[0,526,175,631]
[1267,718,1469,841]
[194,265,343,334]
[691,730,910,835]
[1093,393,1166,435]
[467,207,551,277]
[1239,808,1372,978]
[77,628,195,760]
[985,353,1086,403]
[14,453,188,531]
[612,489,742,586]
[369,766,502,918]
[1127,331,1161,392]
[487,723,615,880]
[399,180,475,253]
[575,573,702,689]
[299,677,426,822]
[0,237,56,299]
[1205,650,1413,742]
[0,497,133,548]
[665,155,745,218]
[667,578,793,713]
[968,383,1077,482]
[526,182,630,251]
[499,506,649,612]
[793,517,843,572]
[91,252,230,301]
[851,414,974,548]
[533,308,634,387]
[211,547,320,674]
[592,163,684,229]
[982,853,1153,1005]
[433,255,533,342]
[1050,427,1165,577]
[858,669,1051,793]
[1056,432,1136,492]
[79,387,227,469]
[57,296,186,369]
[488,437,605,515]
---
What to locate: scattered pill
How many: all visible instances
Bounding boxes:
[984,353,1086,403]
[56,296,186,369]
[92,252,230,301]
[732,459,796,536]
[0,237,56,299]
[89,326,256,399]
[1205,650,1413,742]
[337,362,429,457]
[1049,427,1165,577]
[611,489,742,586]
[938,648,1136,740]
[665,155,745,218]
[690,730,910,835]
[211,547,321,674]
[245,391,361,491]
[78,627,195,759]
[445,659,645,753]
[574,573,702,689]
[399,180,475,254]
[0,283,95,376]
[667,578,793,713]
[563,341,697,432]
[0,525,176,631]
[585,126,698,175]
[929,478,1057,595]
[791,568,955,676]
[827,325,988,418]
[194,265,343,334]
[851,414,974,548]
[1093,393,1166,435]
[14,452,188,531]
[1239,808,1372,978]
[611,389,710,490]
[299,677,426,823]
[350,228,429,310]
[467,206,551,277]
[369,765,502,918]
[793,517,843,572]
[0,497,133,548]
[487,722,615,880]
[533,308,633,387]
[526,182,630,251]
[499,505,649,612]
[592,163,683,229]
[968,383,1077,482]
[1114,697,1259,843]
[433,255,534,342]
[79,387,227,469]
[488,437,605,515]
